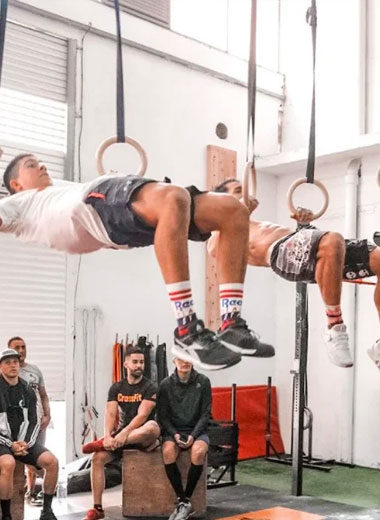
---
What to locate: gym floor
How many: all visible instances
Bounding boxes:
[24,459,380,520]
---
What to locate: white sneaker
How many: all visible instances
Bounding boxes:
[367,339,380,371]
[323,323,353,368]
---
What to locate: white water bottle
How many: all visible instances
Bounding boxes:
[56,468,68,500]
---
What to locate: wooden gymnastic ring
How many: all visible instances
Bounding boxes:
[287,178,329,221]
[242,161,257,208]
[96,136,148,176]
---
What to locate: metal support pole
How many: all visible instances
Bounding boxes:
[230,383,237,483]
[231,383,237,422]
[291,282,308,495]
[266,377,272,457]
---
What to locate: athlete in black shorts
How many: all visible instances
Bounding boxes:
[0,154,274,371]
[211,178,380,371]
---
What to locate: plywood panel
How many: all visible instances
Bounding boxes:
[205,145,237,330]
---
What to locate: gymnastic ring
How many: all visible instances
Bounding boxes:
[287,178,329,221]
[96,136,148,177]
[377,166,380,188]
[242,161,257,209]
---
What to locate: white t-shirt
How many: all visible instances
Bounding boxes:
[0,176,129,254]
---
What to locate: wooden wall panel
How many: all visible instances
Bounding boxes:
[205,145,237,330]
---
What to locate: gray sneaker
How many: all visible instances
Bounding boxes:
[168,500,193,520]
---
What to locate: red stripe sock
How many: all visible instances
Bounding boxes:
[326,305,343,329]
[167,281,197,328]
[220,283,244,326]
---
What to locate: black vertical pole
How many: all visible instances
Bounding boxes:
[291,282,308,495]
[266,376,272,457]
[231,383,237,483]
[0,0,9,86]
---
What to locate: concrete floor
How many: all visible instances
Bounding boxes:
[24,484,380,520]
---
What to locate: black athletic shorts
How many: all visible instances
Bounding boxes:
[343,239,376,280]
[161,429,210,446]
[0,443,48,469]
[270,228,327,283]
[270,231,376,283]
[85,176,211,248]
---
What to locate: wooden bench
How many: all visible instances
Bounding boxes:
[122,449,206,518]
[11,461,25,520]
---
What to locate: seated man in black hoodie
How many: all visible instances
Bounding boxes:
[0,348,58,520]
[157,357,211,520]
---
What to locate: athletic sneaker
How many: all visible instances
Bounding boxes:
[81,509,105,520]
[323,323,353,368]
[216,317,275,357]
[25,491,43,506]
[367,339,380,371]
[172,319,241,370]
[169,500,193,520]
[39,510,58,520]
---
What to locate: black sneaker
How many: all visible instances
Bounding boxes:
[40,510,58,520]
[217,317,275,357]
[172,319,241,370]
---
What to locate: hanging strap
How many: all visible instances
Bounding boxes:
[246,0,257,165]
[0,0,8,86]
[114,0,125,142]
[305,0,317,184]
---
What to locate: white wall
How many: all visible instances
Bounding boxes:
[279,0,364,151]
[7,0,282,460]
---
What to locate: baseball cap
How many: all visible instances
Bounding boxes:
[0,348,21,363]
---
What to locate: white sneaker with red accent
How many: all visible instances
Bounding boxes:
[367,339,380,371]
[323,323,353,368]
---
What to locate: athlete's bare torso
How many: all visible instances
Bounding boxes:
[248,220,293,266]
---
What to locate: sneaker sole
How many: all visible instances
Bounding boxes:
[327,352,353,368]
[367,348,380,371]
[219,338,273,357]
[171,345,240,371]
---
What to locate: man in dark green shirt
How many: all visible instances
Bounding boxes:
[157,358,211,520]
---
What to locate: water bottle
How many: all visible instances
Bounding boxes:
[56,467,68,500]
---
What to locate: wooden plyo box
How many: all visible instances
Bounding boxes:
[11,461,25,520]
[122,449,207,518]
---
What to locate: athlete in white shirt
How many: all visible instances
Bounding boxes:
[0,153,274,370]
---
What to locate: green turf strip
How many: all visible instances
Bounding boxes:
[236,458,380,509]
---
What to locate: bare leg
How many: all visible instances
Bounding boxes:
[26,466,37,494]
[125,420,160,448]
[192,192,249,283]
[315,232,345,307]
[0,455,15,500]
[190,440,208,465]
[162,440,180,464]
[36,451,58,495]
[91,451,115,505]
[131,183,191,283]
[369,248,380,320]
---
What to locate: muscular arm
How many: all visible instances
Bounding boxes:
[39,386,51,428]
[104,401,118,437]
